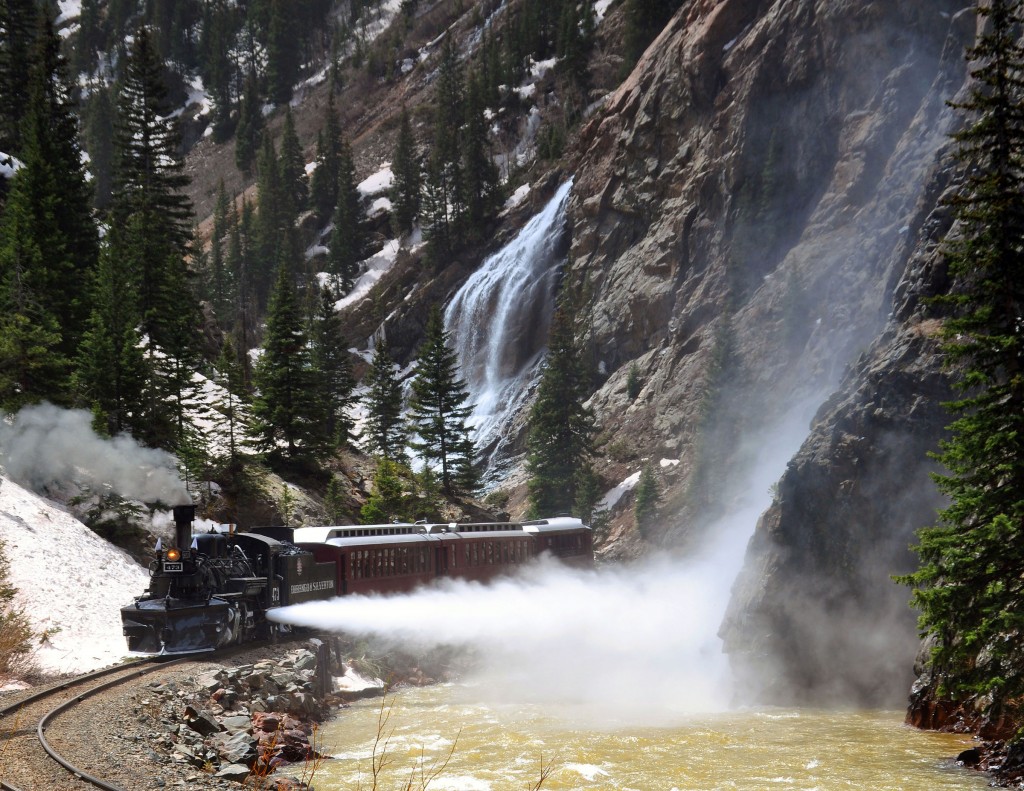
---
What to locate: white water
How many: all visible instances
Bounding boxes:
[444,180,573,475]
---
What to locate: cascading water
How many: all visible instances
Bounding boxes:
[444,180,573,480]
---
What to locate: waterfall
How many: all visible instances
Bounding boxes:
[445,180,573,480]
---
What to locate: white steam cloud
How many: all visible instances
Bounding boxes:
[0,403,190,504]
[272,400,821,726]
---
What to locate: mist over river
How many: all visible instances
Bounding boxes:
[299,685,985,790]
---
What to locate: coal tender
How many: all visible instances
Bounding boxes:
[120,505,337,655]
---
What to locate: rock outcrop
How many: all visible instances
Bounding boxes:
[561,0,975,705]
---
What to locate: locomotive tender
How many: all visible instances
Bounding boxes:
[120,505,593,656]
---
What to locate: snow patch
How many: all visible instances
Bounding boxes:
[331,240,401,312]
[1,151,23,179]
[598,470,641,512]
[504,183,530,210]
[358,165,394,196]
[56,0,82,25]
[0,475,149,675]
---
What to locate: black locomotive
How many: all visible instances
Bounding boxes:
[120,504,593,656]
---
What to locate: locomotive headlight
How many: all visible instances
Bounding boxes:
[166,547,181,562]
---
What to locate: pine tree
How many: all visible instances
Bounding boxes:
[362,336,407,460]
[407,305,478,495]
[360,458,408,523]
[251,262,327,465]
[81,83,116,210]
[309,90,343,216]
[280,106,309,211]
[108,26,196,352]
[200,0,239,143]
[327,135,364,296]
[525,304,596,517]
[390,105,421,238]
[461,71,501,241]
[74,239,150,439]
[235,71,264,175]
[634,463,659,534]
[901,0,1024,708]
[0,0,36,156]
[0,9,99,406]
[211,337,252,480]
[207,180,236,324]
[266,0,299,105]
[423,36,465,259]
[324,475,348,522]
[310,285,356,449]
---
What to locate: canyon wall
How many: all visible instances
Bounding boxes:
[566,0,973,704]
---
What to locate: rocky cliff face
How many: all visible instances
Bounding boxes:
[562,0,974,704]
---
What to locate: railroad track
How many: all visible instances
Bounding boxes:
[0,658,190,791]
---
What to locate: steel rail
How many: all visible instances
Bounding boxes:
[0,659,181,791]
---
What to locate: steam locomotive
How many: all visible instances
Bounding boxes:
[120,505,593,656]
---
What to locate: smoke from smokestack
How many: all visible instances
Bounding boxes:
[0,403,190,504]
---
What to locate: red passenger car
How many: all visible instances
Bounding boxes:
[294,518,592,597]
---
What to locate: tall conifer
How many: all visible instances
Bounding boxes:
[902,0,1024,708]
[362,336,406,460]
[407,306,477,494]
[251,263,326,465]
[525,304,596,516]
[310,285,356,449]
[390,106,421,238]
[327,136,364,296]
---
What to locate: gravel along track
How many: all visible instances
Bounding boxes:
[0,657,232,791]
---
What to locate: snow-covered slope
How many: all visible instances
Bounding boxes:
[0,475,148,676]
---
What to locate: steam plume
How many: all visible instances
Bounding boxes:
[0,403,190,503]
[271,399,821,725]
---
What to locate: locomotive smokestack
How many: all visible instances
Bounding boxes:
[173,504,195,551]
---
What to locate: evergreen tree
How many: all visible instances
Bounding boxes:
[251,262,327,465]
[309,90,343,216]
[327,135,364,296]
[324,475,348,522]
[461,71,501,240]
[360,457,408,523]
[0,0,36,156]
[251,133,301,311]
[108,26,196,352]
[234,71,264,175]
[422,36,465,259]
[525,304,596,516]
[265,0,299,105]
[407,305,477,495]
[390,105,421,238]
[0,9,99,406]
[634,463,660,535]
[74,239,150,439]
[901,0,1024,707]
[200,0,239,143]
[210,336,252,481]
[280,106,309,211]
[557,0,595,91]
[75,0,104,75]
[362,336,406,460]
[207,180,236,324]
[310,285,356,449]
[81,83,116,210]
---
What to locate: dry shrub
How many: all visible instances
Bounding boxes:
[0,538,40,680]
